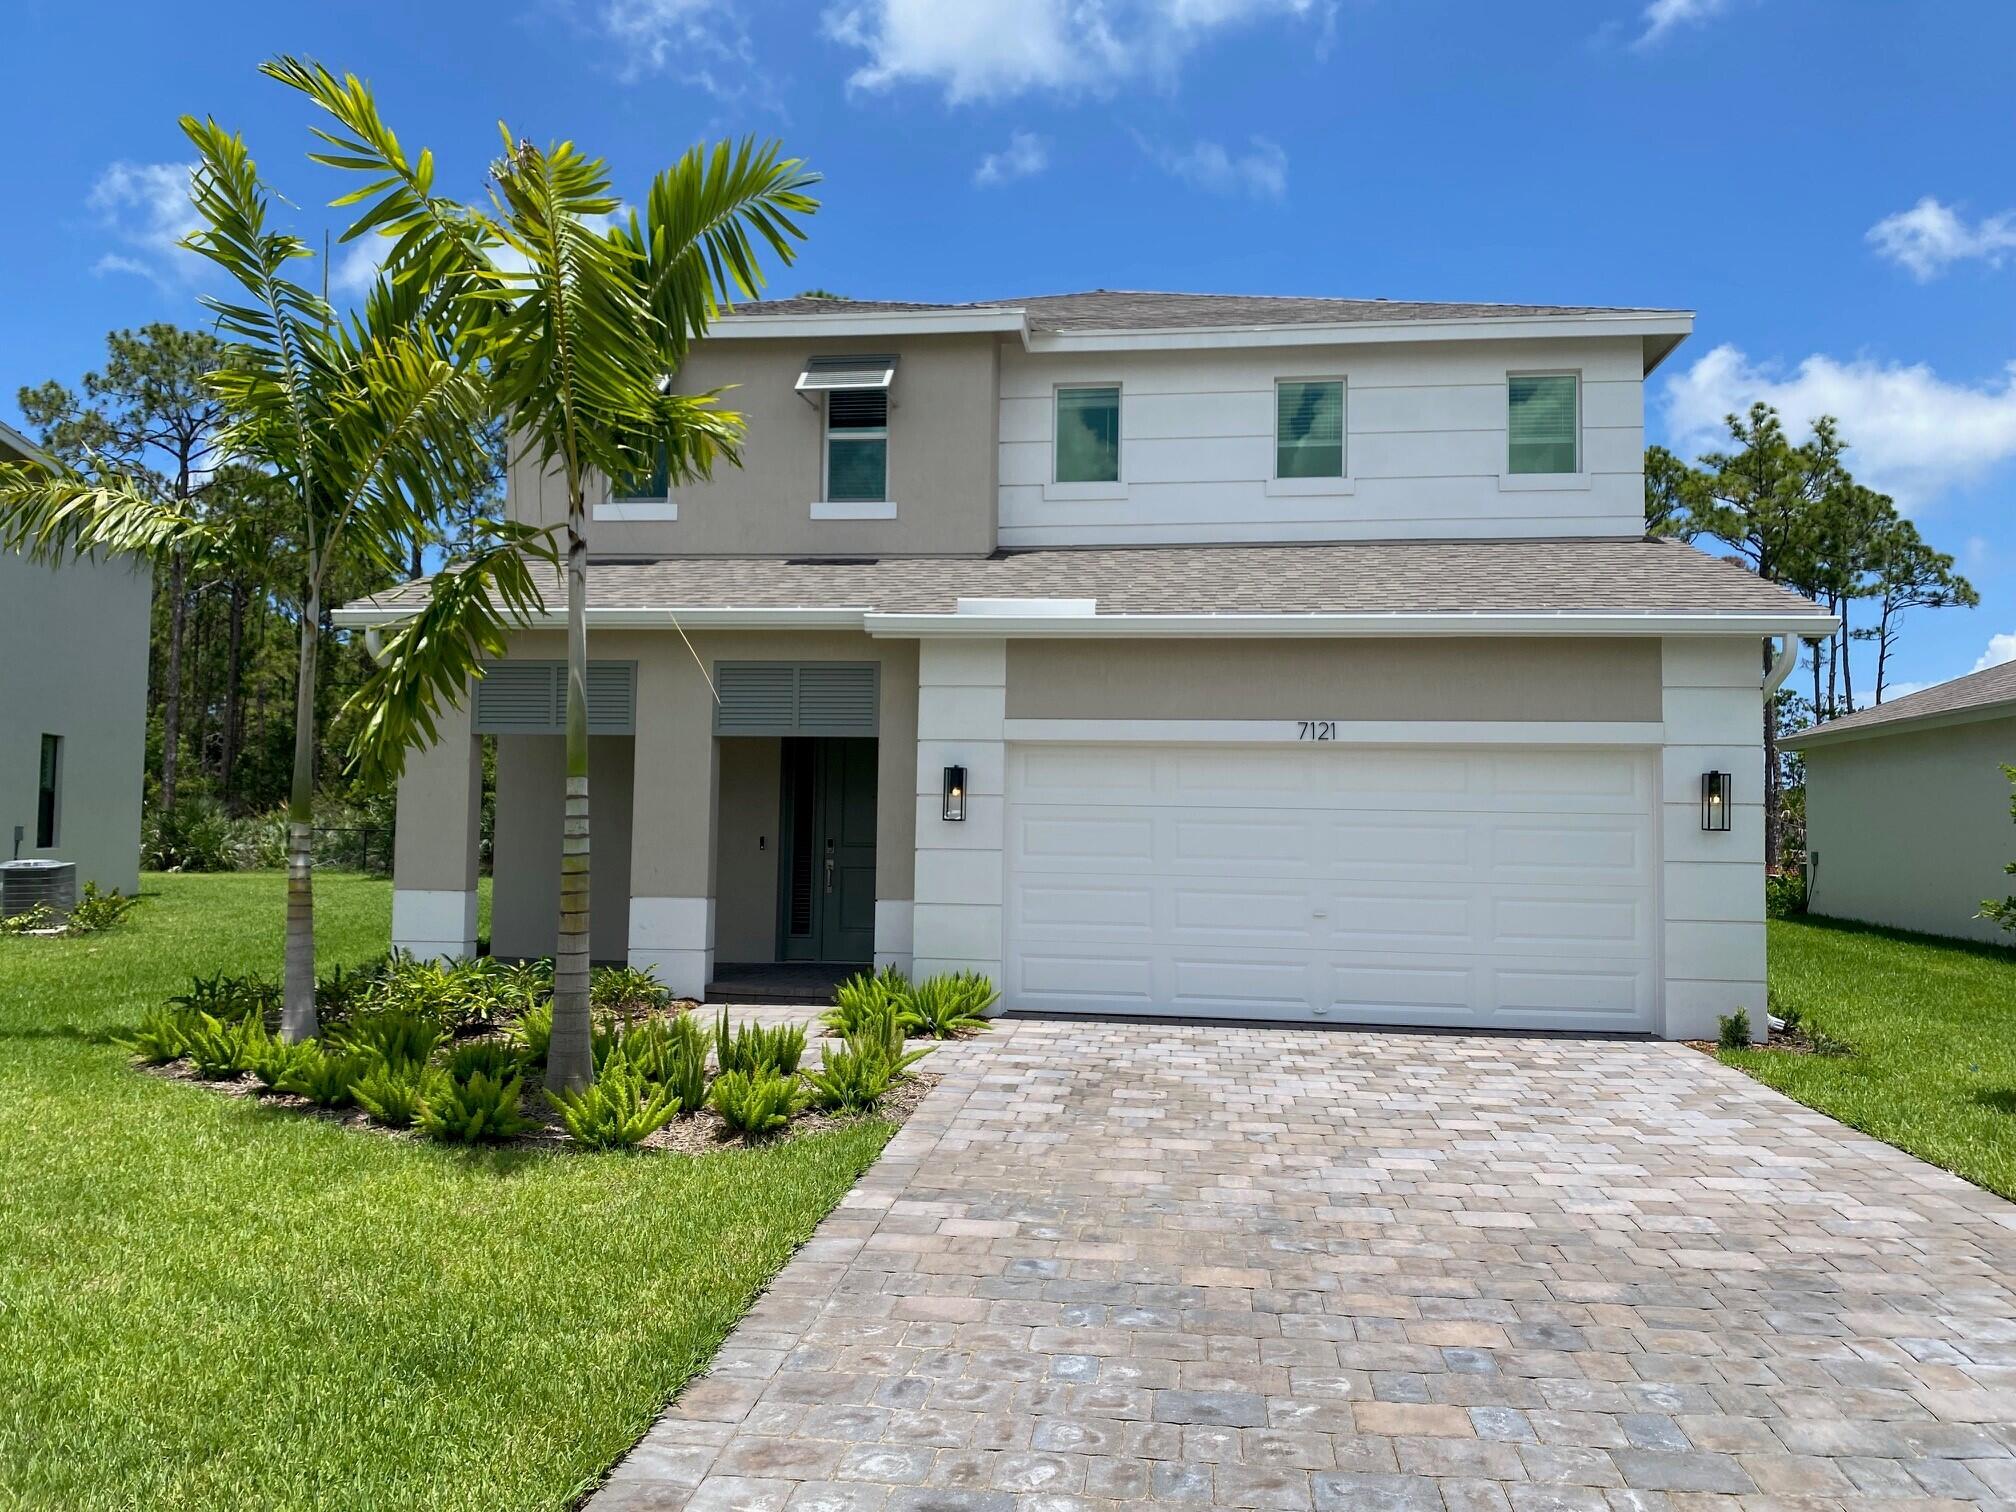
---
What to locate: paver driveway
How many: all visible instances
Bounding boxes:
[593,1021,2016,1511]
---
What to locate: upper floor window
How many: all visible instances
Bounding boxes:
[1055,385,1120,484]
[1276,379,1344,479]
[37,733,60,849]
[1507,374,1580,475]
[825,389,888,503]
[611,441,672,501]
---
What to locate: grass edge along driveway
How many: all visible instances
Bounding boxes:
[0,872,891,1511]
[1730,916,2016,1203]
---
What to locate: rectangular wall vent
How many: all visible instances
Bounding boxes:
[474,662,636,735]
[714,662,879,737]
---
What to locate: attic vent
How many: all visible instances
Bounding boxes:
[796,354,896,392]
[474,661,637,735]
[714,662,879,737]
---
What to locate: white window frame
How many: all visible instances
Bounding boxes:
[816,388,896,520]
[1500,369,1587,489]
[1044,381,1127,501]
[1266,374,1355,498]
[595,445,679,522]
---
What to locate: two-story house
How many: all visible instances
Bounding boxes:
[334,291,1834,1039]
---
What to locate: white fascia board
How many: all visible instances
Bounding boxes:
[330,604,871,630]
[709,309,1027,340]
[1781,699,2016,750]
[0,417,50,465]
[1023,311,1696,355]
[864,610,1839,639]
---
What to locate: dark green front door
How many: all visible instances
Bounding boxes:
[778,738,877,964]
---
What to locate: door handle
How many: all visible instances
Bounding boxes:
[825,855,835,894]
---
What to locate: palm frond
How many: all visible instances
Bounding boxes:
[0,461,213,565]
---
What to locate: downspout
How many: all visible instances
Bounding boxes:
[1762,634,1800,695]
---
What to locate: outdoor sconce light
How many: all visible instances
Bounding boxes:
[942,765,967,822]
[1701,771,1732,832]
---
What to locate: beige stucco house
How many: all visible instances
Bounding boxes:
[1783,661,2016,945]
[334,291,1835,1039]
[0,418,151,894]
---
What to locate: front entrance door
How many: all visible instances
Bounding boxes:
[777,737,877,964]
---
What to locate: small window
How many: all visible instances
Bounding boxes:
[37,734,60,849]
[825,389,888,503]
[611,441,671,501]
[1276,379,1344,479]
[1508,374,1580,475]
[1055,385,1120,484]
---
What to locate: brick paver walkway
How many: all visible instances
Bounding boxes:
[591,1021,2016,1511]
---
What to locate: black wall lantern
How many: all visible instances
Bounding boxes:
[942,765,967,822]
[1701,771,1732,832]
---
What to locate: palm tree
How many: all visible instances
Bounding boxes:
[0,114,547,1041]
[273,59,819,1091]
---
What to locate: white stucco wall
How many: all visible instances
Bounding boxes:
[0,547,150,894]
[1801,714,2016,945]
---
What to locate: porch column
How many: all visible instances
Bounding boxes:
[628,649,718,998]
[911,638,1006,988]
[391,688,480,960]
[1658,637,1768,1042]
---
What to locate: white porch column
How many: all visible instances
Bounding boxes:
[392,688,481,961]
[911,638,1006,988]
[627,648,718,998]
[1658,638,1768,1041]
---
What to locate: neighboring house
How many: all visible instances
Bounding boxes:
[1783,662,2016,945]
[0,418,151,894]
[334,291,1834,1039]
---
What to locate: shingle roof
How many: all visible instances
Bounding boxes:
[720,289,1685,333]
[1782,658,2016,746]
[349,538,1825,620]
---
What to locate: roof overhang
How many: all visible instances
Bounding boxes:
[332,603,1835,640]
[0,417,50,466]
[712,308,1027,339]
[1782,699,2016,750]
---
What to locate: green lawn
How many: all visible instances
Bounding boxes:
[0,872,890,1511]
[1729,917,2016,1202]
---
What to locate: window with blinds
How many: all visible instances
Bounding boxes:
[825,389,888,502]
[1276,379,1345,479]
[611,440,672,500]
[1508,374,1580,475]
[1055,385,1120,483]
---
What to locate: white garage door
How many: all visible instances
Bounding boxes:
[1003,743,1656,1031]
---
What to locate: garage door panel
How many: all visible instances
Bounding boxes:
[1003,743,1656,1031]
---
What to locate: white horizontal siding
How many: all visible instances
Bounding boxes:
[998,336,1650,546]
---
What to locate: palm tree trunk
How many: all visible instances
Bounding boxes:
[546,507,594,1093]
[281,583,321,1043]
[162,552,188,807]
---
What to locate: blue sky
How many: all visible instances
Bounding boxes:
[6,0,2014,696]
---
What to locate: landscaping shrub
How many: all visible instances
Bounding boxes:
[444,1040,520,1085]
[591,964,670,1017]
[358,955,546,1033]
[715,1011,806,1077]
[352,1059,446,1128]
[0,901,61,934]
[282,1048,373,1108]
[709,1069,807,1136]
[1718,1008,1753,1050]
[338,1009,445,1068]
[824,965,911,1036]
[1765,869,1808,919]
[171,971,282,1026]
[803,1031,931,1113]
[904,972,998,1038]
[249,1035,318,1092]
[64,883,141,933]
[182,1013,266,1079]
[419,1071,535,1143]
[510,1002,553,1066]
[121,1007,199,1065]
[315,958,389,1022]
[548,1064,681,1149]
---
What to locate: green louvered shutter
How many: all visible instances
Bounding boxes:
[714,663,879,736]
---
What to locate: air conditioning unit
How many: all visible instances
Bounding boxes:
[1,859,76,917]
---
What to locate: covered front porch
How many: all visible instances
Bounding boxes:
[388,629,920,999]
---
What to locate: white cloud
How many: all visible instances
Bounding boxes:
[598,0,773,103]
[331,237,389,297]
[1141,134,1287,199]
[1878,680,1931,702]
[1975,633,2016,672]
[975,131,1049,186]
[1662,343,2016,507]
[1633,0,1735,47]
[825,0,1323,102]
[88,160,202,285]
[1867,197,2016,281]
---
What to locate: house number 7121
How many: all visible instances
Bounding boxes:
[1297,720,1337,741]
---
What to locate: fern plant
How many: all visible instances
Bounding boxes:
[709,1069,807,1136]
[823,965,911,1035]
[803,1033,932,1113]
[904,973,999,1039]
[121,1007,199,1065]
[715,1010,807,1076]
[353,1059,446,1128]
[171,971,282,1026]
[444,1039,521,1084]
[509,1001,553,1066]
[182,1012,266,1079]
[249,1034,319,1092]
[339,1008,445,1068]
[547,1063,681,1149]
[419,1071,536,1143]
[315,958,389,1022]
[282,1048,374,1107]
